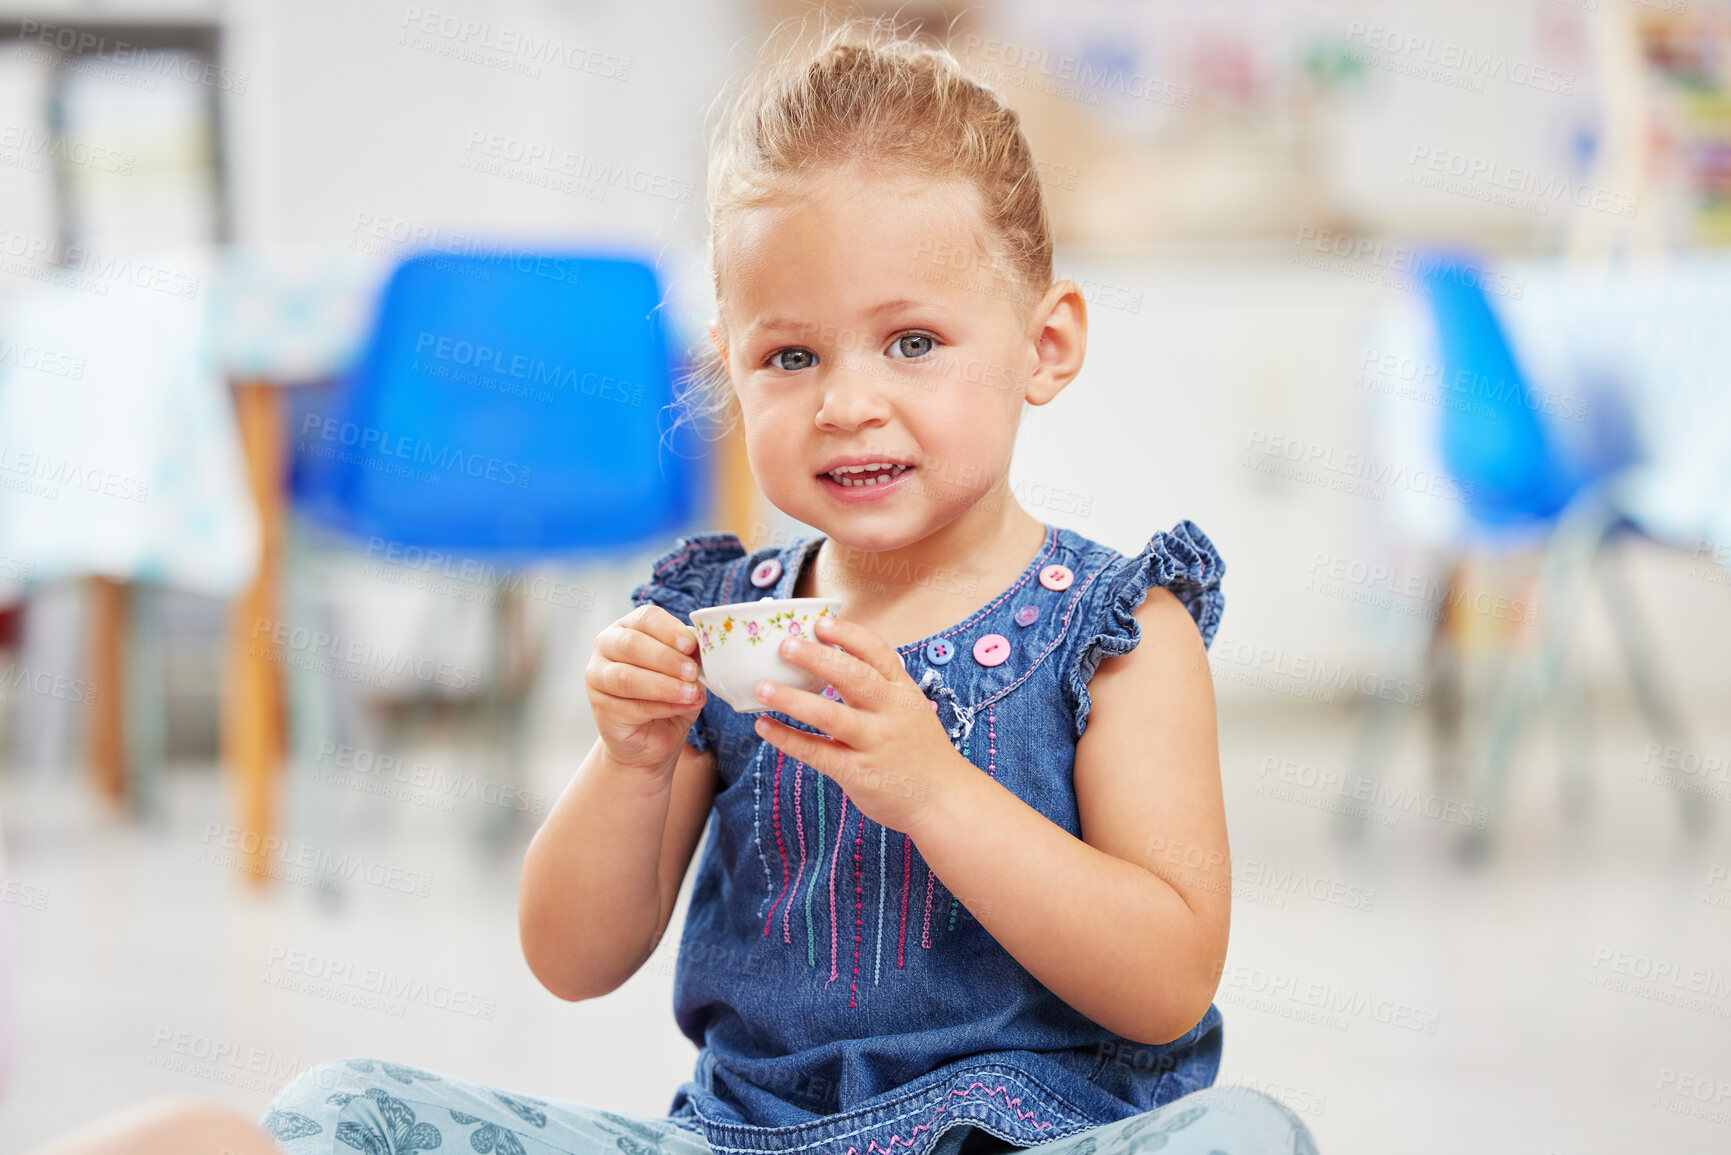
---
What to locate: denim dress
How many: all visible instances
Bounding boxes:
[627,519,1228,1155]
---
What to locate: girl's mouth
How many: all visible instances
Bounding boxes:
[818,463,916,501]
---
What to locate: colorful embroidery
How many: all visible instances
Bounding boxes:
[826,791,848,984]
[897,834,912,969]
[787,759,808,945]
[805,763,826,967]
[843,1080,1057,1155]
[874,824,888,985]
[753,743,773,922]
[763,750,793,940]
[849,812,866,1008]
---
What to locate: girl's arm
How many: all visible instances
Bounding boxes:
[518,736,717,1001]
[909,587,1229,1045]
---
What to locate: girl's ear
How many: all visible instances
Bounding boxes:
[708,320,729,368]
[1024,281,1088,407]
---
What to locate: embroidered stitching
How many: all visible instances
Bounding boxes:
[786,760,808,945]
[897,834,912,969]
[893,527,1057,656]
[763,749,792,939]
[849,812,865,1008]
[827,792,848,984]
[874,824,888,985]
[971,560,1108,716]
[753,743,772,921]
[843,1081,1059,1155]
[806,764,826,967]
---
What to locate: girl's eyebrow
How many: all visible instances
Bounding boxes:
[743,298,954,342]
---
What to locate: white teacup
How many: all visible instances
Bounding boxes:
[689,597,844,714]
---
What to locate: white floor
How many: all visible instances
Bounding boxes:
[1,696,1729,1155]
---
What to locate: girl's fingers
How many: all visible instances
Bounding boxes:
[596,687,704,719]
[753,679,861,745]
[589,660,701,706]
[598,623,699,685]
[811,616,906,683]
[755,717,848,779]
[631,603,699,656]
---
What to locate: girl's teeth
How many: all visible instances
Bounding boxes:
[829,464,909,487]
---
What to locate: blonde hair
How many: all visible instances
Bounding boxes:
[674,13,1055,439]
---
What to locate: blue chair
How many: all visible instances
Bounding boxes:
[280,251,712,869]
[1342,251,1704,860]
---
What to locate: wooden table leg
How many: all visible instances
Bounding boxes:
[224,382,286,887]
[87,576,127,803]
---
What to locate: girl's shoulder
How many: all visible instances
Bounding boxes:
[1051,519,1226,741]
[628,530,803,622]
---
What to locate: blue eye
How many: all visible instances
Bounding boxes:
[769,347,817,371]
[887,333,936,360]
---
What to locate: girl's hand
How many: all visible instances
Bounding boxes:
[751,616,965,835]
[585,604,706,773]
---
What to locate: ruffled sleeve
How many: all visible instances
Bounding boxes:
[628,532,747,755]
[1063,519,1226,740]
[628,532,747,623]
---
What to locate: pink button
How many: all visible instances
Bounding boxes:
[750,558,783,588]
[1038,564,1073,591]
[972,633,1011,667]
[1013,604,1039,627]
[929,698,939,712]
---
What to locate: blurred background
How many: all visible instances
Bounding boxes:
[1,0,1729,1151]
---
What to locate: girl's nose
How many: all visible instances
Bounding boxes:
[815,361,895,429]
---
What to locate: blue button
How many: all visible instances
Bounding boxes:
[925,638,955,665]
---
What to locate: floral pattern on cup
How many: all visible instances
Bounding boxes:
[697,604,835,657]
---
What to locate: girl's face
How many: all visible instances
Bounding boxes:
[713,172,1081,554]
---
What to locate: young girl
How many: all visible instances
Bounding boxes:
[261,18,1317,1155]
